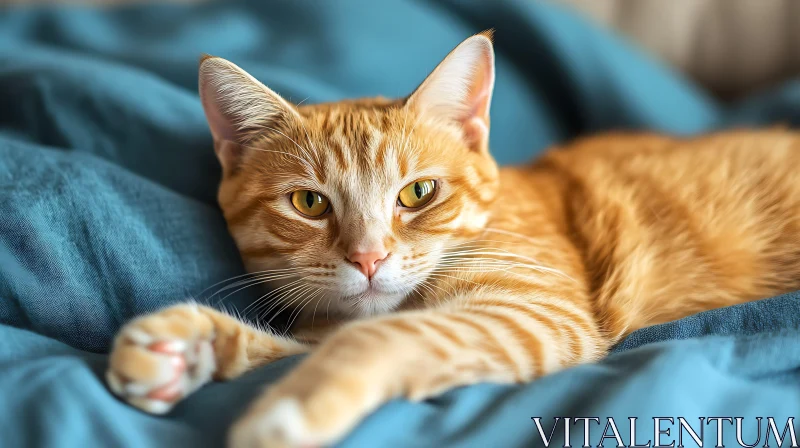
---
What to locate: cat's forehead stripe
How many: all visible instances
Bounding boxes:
[302,102,414,176]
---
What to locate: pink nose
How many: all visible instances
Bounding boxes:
[347,251,388,279]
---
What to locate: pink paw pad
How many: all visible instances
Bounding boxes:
[145,341,188,402]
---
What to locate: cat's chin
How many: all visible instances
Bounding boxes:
[336,289,408,318]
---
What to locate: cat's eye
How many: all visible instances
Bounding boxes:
[398,179,437,208]
[290,190,330,217]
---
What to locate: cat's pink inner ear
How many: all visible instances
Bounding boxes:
[198,56,299,169]
[199,56,247,143]
[406,33,496,153]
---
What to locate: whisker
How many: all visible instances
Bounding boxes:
[325,295,332,322]
[194,267,300,302]
[210,272,301,308]
[482,227,554,247]
[437,257,567,279]
[249,278,309,319]
[241,277,307,316]
[309,289,326,331]
[281,286,316,325]
[423,280,454,306]
[261,284,319,330]
[440,249,574,281]
[281,288,323,335]
[435,265,552,285]
[424,272,485,288]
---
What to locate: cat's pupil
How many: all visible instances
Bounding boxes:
[414,182,422,199]
[305,192,314,208]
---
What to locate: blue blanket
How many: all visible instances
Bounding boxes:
[1,1,799,446]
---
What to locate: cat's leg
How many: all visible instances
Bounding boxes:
[106,303,309,414]
[228,293,607,448]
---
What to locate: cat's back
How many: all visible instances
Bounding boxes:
[540,128,800,180]
[516,129,800,332]
[537,129,800,223]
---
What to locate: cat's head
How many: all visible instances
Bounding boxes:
[199,33,499,318]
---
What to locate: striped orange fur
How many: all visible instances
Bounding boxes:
[107,33,800,447]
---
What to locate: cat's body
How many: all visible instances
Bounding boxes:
[515,130,800,338]
[106,33,800,448]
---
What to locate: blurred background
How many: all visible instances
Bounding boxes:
[3,0,800,101]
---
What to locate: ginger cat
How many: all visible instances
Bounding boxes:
[106,32,800,447]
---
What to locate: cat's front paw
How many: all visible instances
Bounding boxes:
[229,397,319,448]
[228,394,352,448]
[106,304,217,414]
[228,370,372,448]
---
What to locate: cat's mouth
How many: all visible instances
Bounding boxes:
[337,280,409,311]
[338,288,408,317]
[341,283,387,301]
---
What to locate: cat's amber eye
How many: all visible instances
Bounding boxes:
[398,179,437,208]
[290,190,330,217]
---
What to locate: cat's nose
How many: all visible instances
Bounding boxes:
[347,250,389,279]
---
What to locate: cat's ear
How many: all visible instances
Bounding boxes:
[198,55,300,170]
[406,31,495,153]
